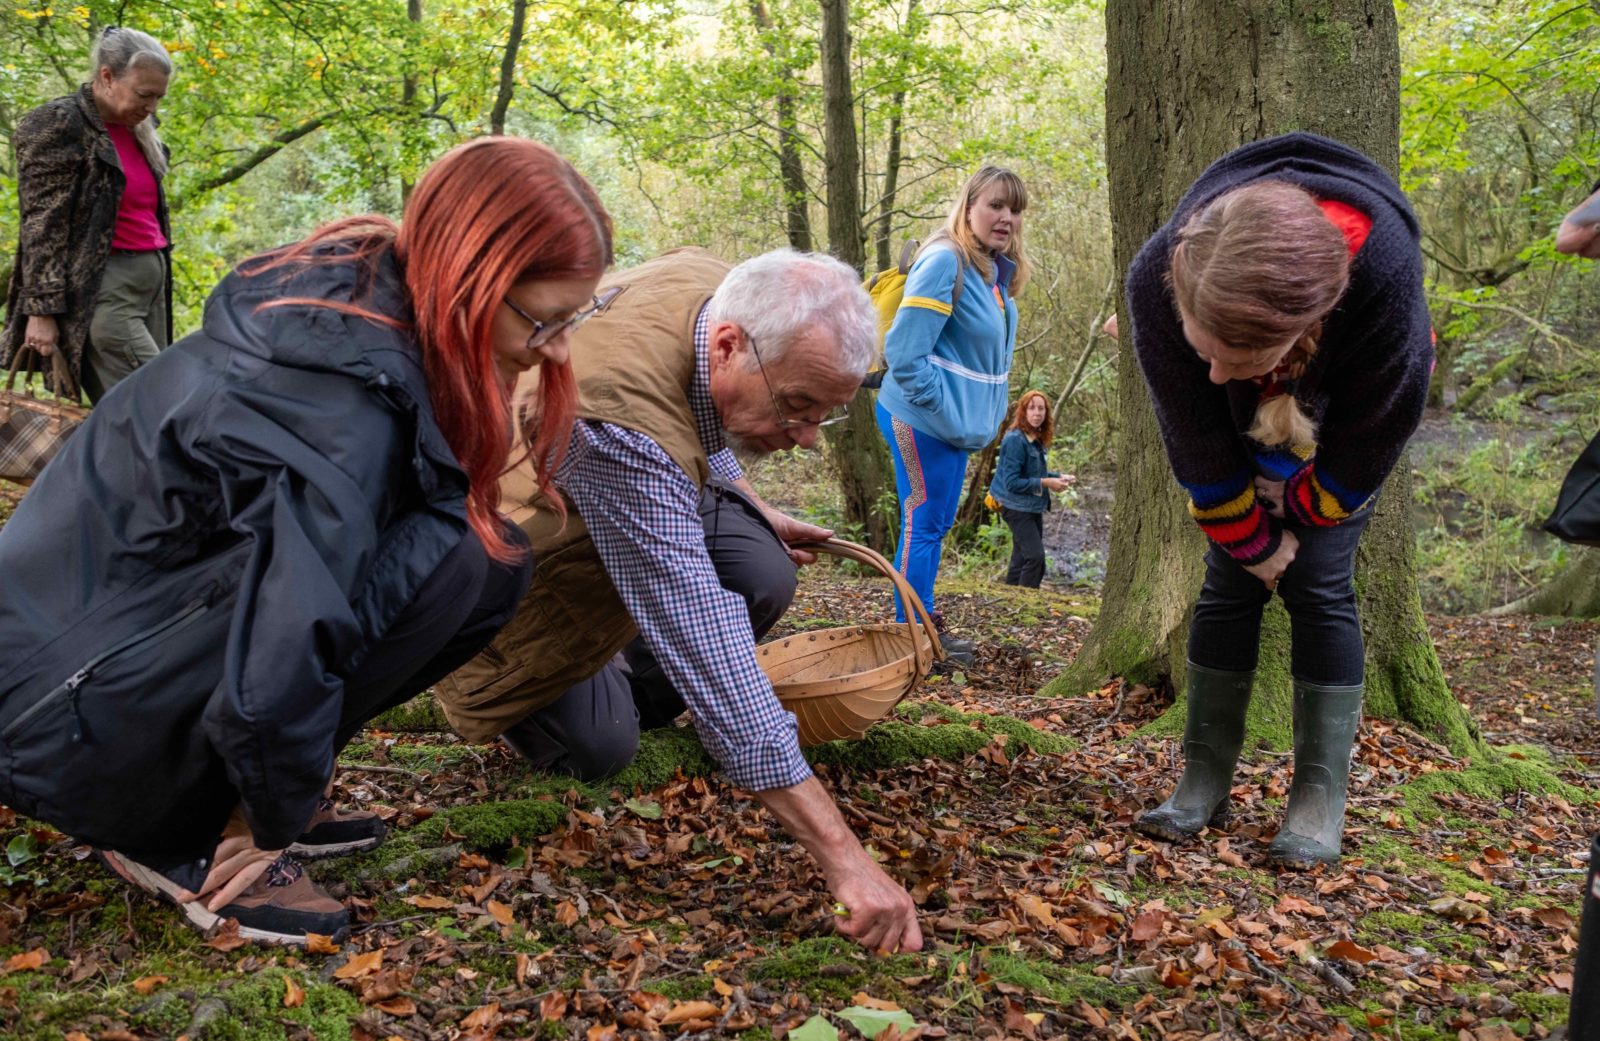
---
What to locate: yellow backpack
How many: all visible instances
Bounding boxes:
[861,239,965,389]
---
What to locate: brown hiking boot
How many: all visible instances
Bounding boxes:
[288,795,387,860]
[99,849,350,946]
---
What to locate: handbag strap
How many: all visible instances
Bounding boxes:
[5,344,84,403]
[791,537,944,673]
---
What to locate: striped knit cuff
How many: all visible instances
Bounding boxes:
[1188,486,1281,565]
[1284,466,1364,527]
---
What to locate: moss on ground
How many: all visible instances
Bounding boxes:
[1357,834,1500,901]
[200,971,361,1041]
[610,726,718,792]
[0,963,354,1041]
[428,797,568,851]
[641,975,716,1001]
[368,691,452,733]
[985,952,1137,1006]
[910,702,1075,755]
[748,937,920,1003]
[1510,991,1568,1025]
[808,721,991,769]
[1397,745,1585,822]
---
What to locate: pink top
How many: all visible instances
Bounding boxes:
[107,124,167,252]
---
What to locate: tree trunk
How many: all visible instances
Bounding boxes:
[1491,547,1600,618]
[872,0,920,272]
[817,0,893,551]
[400,0,424,205]
[1044,0,1476,754]
[818,0,864,272]
[748,0,812,251]
[490,0,530,137]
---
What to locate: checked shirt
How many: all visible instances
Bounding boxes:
[554,304,811,793]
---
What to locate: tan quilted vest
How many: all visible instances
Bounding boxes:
[436,248,730,740]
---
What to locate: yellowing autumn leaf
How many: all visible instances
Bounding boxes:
[284,976,306,1008]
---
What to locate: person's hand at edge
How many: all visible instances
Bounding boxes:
[1243,528,1298,592]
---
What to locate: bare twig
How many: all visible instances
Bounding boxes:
[339,764,423,780]
[1092,680,1127,734]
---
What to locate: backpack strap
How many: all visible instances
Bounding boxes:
[901,237,967,309]
[897,238,920,274]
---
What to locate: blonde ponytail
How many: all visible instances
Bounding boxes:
[1246,331,1320,448]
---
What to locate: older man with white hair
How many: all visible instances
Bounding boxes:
[438,246,922,955]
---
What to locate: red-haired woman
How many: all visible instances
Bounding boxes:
[987,390,1072,587]
[1126,133,1432,869]
[0,137,613,944]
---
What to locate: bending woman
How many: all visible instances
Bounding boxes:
[0,138,613,943]
[876,165,1031,662]
[988,390,1072,588]
[3,27,175,401]
[1127,132,1432,869]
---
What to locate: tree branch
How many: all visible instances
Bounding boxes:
[176,114,330,206]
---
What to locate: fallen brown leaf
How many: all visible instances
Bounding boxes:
[3,949,47,972]
[659,1000,723,1025]
[132,974,169,994]
[333,949,385,980]
[205,919,248,952]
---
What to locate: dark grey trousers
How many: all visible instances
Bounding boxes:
[501,480,797,779]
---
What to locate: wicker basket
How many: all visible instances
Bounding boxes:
[758,538,943,745]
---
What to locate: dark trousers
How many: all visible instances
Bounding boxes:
[1000,507,1046,588]
[142,526,531,878]
[1573,835,1600,1038]
[333,526,533,750]
[1188,508,1373,686]
[502,480,796,780]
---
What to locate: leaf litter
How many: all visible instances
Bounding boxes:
[0,578,1592,1038]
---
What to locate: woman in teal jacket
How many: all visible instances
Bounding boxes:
[876,165,1031,663]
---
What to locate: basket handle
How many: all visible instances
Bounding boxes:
[793,537,944,673]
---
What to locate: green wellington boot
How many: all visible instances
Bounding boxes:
[1134,662,1253,842]
[1267,680,1365,869]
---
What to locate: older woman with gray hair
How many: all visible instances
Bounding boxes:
[3,26,174,401]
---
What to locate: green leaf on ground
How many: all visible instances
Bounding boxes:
[624,796,664,820]
[789,1014,840,1041]
[837,1005,917,1039]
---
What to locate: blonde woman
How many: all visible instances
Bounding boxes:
[876,165,1032,663]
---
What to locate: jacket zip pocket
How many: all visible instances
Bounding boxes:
[3,599,209,744]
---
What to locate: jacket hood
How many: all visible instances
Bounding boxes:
[1172,131,1420,241]
[203,243,417,379]
[201,242,467,494]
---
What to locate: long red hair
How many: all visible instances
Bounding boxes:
[243,137,613,561]
[1010,390,1054,447]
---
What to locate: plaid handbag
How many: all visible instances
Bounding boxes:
[0,346,89,485]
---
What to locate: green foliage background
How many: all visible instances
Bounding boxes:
[0,0,1596,611]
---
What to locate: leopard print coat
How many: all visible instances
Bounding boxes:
[1,85,172,388]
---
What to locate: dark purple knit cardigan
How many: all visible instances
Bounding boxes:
[1126,132,1434,565]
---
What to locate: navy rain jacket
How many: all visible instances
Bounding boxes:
[0,246,470,859]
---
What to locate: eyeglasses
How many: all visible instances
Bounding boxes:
[745,333,850,429]
[503,285,622,350]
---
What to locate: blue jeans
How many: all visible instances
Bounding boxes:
[877,401,969,621]
[1187,508,1374,686]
